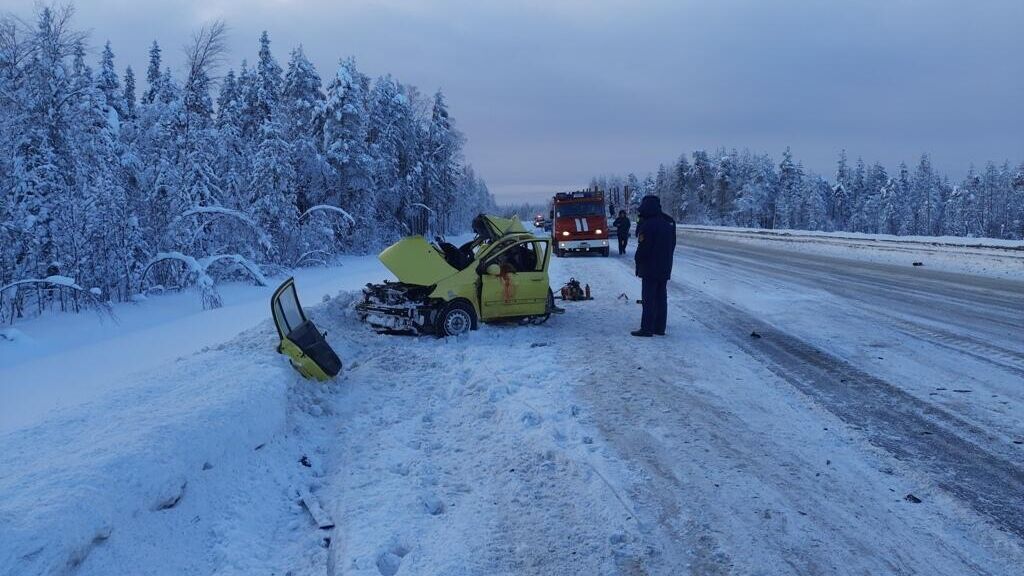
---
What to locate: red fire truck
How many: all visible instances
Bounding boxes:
[550,189,610,257]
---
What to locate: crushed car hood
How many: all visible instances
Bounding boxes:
[378,235,456,286]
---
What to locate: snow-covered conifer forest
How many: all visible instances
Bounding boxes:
[596,147,1024,239]
[0,6,494,321]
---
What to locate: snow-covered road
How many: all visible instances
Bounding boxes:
[3,229,1022,575]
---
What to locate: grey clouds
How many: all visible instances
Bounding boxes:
[6,0,1021,201]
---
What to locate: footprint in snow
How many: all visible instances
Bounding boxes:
[521,411,542,428]
[375,541,411,576]
[420,494,446,516]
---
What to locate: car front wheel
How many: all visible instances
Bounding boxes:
[436,301,476,337]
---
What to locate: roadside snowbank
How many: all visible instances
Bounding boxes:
[680,224,1024,280]
[0,319,292,575]
[0,259,387,433]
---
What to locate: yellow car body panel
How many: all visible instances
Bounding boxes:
[360,215,553,333]
[379,235,457,286]
[271,278,342,380]
[279,337,335,382]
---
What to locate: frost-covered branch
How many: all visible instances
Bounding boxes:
[175,206,274,251]
[199,254,268,286]
[1,276,113,318]
[141,252,221,309]
[140,252,268,309]
[299,204,356,225]
[295,249,332,267]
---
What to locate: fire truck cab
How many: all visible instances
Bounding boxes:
[550,190,610,257]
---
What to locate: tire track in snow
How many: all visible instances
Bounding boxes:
[557,254,1010,574]
[690,236,1024,379]
[661,269,1024,540]
[682,235,1024,339]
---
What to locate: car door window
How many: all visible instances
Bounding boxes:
[486,240,546,273]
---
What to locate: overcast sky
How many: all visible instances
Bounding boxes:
[3,0,1022,201]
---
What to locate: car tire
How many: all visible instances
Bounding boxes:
[601,247,610,257]
[436,300,477,337]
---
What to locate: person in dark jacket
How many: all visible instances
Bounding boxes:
[612,210,631,255]
[632,195,676,337]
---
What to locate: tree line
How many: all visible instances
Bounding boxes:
[593,148,1024,240]
[1,6,494,320]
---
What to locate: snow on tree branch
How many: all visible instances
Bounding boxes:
[176,206,274,251]
[199,254,268,286]
[140,252,267,310]
[1,276,114,319]
[299,204,356,225]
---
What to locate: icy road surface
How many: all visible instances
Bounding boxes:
[2,229,1022,575]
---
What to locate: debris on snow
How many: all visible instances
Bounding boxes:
[153,480,187,511]
[297,487,335,530]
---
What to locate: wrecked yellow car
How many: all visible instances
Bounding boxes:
[356,215,560,336]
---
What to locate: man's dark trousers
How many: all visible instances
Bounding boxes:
[618,235,628,255]
[640,277,668,334]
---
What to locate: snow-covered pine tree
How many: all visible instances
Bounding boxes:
[801,176,831,231]
[249,119,297,262]
[123,65,136,119]
[282,50,327,204]
[912,154,940,236]
[215,69,246,205]
[143,41,162,105]
[98,41,122,119]
[423,90,464,235]
[775,147,803,229]
[367,75,426,238]
[670,154,691,221]
[253,31,282,126]
[830,151,851,228]
[323,57,374,247]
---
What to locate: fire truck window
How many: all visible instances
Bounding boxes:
[555,203,605,218]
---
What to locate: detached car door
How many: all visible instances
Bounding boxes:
[271,278,342,381]
[479,239,551,319]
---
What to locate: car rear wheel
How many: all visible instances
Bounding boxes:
[436,301,476,337]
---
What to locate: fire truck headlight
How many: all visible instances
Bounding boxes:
[561,231,570,237]
[595,229,603,234]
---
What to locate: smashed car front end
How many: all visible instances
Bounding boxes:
[355,282,440,334]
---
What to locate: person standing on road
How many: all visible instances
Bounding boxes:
[632,195,676,337]
[613,210,631,255]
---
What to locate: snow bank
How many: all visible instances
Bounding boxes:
[0,261,386,434]
[0,259,384,575]
[681,224,1024,280]
[0,321,291,576]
